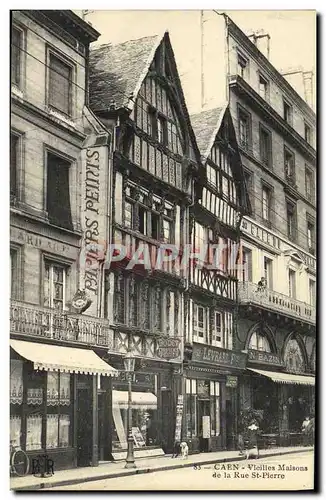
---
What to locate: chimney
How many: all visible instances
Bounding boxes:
[247,30,271,60]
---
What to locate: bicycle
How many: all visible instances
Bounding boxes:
[10,443,30,477]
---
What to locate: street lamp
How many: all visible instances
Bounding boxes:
[123,350,136,469]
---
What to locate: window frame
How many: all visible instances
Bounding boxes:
[262,183,272,224]
[237,51,249,79]
[42,257,71,311]
[283,98,293,125]
[304,122,312,145]
[10,244,23,300]
[259,124,273,168]
[263,256,273,289]
[305,166,314,202]
[45,149,74,231]
[308,279,316,307]
[258,73,269,100]
[11,24,24,90]
[284,146,296,184]
[237,105,251,151]
[193,303,207,344]
[288,268,296,299]
[46,47,75,118]
[286,199,297,241]
[306,215,316,253]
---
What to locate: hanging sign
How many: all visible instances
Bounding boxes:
[226,375,238,388]
[156,337,181,360]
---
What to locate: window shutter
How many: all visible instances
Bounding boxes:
[47,154,72,230]
[49,55,71,116]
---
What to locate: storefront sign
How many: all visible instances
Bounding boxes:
[241,219,281,250]
[248,349,283,366]
[131,427,146,448]
[202,416,211,438]
[226,375,238,388]
[10,227,78,260]
[80,142,109,317]
[174,394,183,442]
[192,344,247,370]
[156,337,181,360]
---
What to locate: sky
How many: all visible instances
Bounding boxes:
[66,10,315,112]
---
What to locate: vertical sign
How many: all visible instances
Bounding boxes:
[174,394,184,443]
[202,416,211,438]
[80,142,109,316]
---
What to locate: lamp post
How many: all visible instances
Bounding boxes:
[123,350,136,469]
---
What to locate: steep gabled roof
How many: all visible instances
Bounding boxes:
[89,34,162,112]
[190,105,227,159]
[190,105,251,215]
[89,31,203,175]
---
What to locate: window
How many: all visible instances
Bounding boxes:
[211,311,222,347]
[44,262,67,311]
[124,183,174,242]
[260,126,272,167]
[288,269,296,298]
[185,379,197,438]
[193,304,207,343]
[286,201,296,241]
[194,222,207,255]
[10,367,72,452]
[10,133,19,199]
[284,148,295,184]
[283,99,292,124]
[258,75,268,100]
[238,108,251,150]
[237,53,248,79]
[113,274,125,323]
[262,185,271,222]
[307,219,315,253]
[305,167,314,202]
[243,170,253,201]
[157,115,167,145]
[46,372,71,449]
[304,123,312,144]
[242,247,252,282]
[309,279,316,307]
[48,53,72,117]
[207,164,217,187]
[263,257,273,289]
[209,381,220,437]
[11,26,22,87]
[46,152,73,230]
[249,332,271,352]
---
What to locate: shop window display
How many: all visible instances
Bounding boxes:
[10,361,72,452]
[112,390,159,451]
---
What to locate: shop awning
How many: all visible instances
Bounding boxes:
[248,368,315,386]
[112,390,157,409]
[10,339,118,377]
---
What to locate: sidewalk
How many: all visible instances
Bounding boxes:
[11,446,313,491]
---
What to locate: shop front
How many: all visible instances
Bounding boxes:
[244,339,315,448]
[10,339,118,473]
[97,355,177,460]
[184,343,247,454]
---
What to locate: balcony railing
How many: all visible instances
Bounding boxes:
[10,300,112,347]
[238,282,316,325]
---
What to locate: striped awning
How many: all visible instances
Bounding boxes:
[112,390,157,409]
[10,339,118,377]
[248,368,315,386]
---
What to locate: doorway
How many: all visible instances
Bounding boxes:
[161,390,173,453]
[76,387,93,467]
[198,399,210,452]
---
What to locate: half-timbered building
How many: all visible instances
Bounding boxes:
[89,32,202,457]
[184,105,251,453]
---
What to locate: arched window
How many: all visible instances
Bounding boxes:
[284,338,305,373]
[249,332,271,352]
